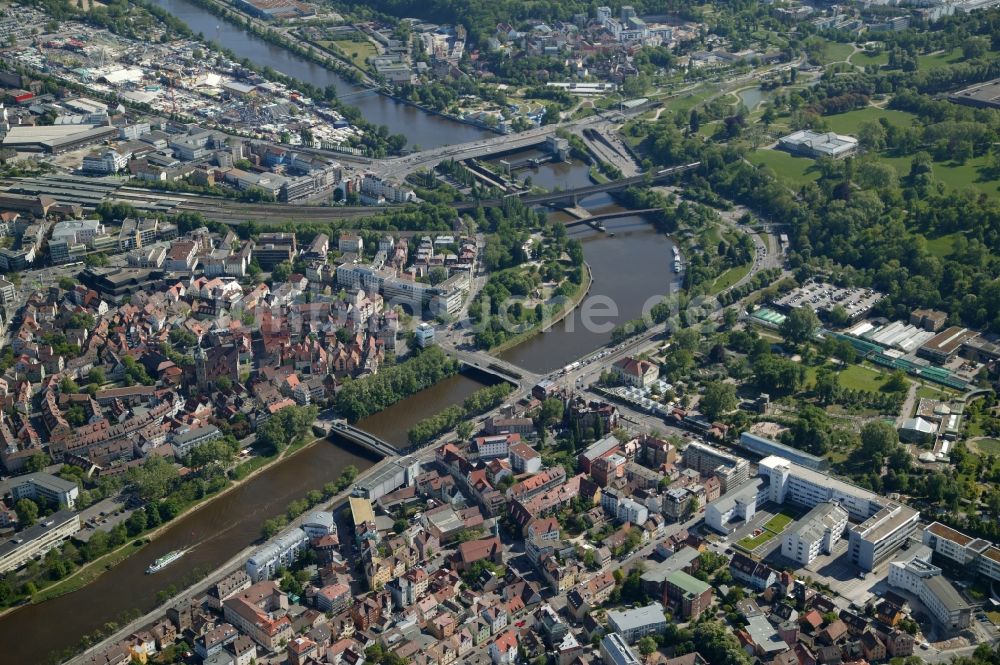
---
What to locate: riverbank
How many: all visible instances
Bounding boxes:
[384,92,506,137]
[488,260,594,355]
[5,436,323,618]
[65,452,399,665]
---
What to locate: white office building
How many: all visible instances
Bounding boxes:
[606,602,666,643]
[781,501,848,565]
[10,472,80,510]
[889,549,972,632]
[600,633,642,665]
[705,478,767,534]
[759,456,918,570]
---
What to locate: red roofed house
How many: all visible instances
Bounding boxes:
[453,537,503,571]
[489,629,519,665]
[612,356,659,387]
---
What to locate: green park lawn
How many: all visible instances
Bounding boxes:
[709,262,753,295]
[821,107,916,135]
[820,41,855,64]
[837,364,888,392]
[750,149,821,188]
[918,47,964,71]
[851,50,889,69]
[664,87,718,116]
[924,232,961,259]
[882,153,1000,201]
[325,38,378,69]
[973,438,1000,456]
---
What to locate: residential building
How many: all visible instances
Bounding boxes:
[246,527,309,581]
[781,502,849,566]
[170,425,221,458]
[682,441,750,492]
[606,602,667,643]
[222,581,293,651]
[729,552,777,591]
[195,623,237,660]
[663,570,713,619]
[10,471,79,509]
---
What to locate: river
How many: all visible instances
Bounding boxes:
[490,149,678,373]
[154,0,493,149]
[0,374,489,665]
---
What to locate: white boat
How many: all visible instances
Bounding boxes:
[672,246,680,257]
[146,549,186,574]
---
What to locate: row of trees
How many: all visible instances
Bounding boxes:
[261,465,358,538]
[407,383,513,445]
[256,405,320,455]
[335,346,459,421]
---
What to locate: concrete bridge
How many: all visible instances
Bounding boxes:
[454,162,700,211]
[563,207,662,229]
[329,421,399,458]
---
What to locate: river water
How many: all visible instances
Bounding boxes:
[501,200,677,373]
[0,374,488,665]
[154,0,493,149]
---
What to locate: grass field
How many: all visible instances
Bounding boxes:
[709,261,753,295]
[882,153,1000,201]
[750,149,821,187]
[763,512,794,534]
[925,232,961,259]
[738,530,777,551]
[918,47,964,71]
[323,38,377,70]
[973,438,1000,455]
[821,107,916,135]
[851,50,889,69]
[664,87,718,116]
[820,42,855,64]
[837,364,887,392]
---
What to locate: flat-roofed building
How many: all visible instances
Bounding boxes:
[889,550,972,632]
[682,441,750,492]
[606,602,667,643]
[781,501,848,565]
[245,527,309,581]
[663,570,712,619]
[10,471,80,509]
[0,510,81,573]
[949,78,1000,110]
[600,632,642,665]
[921,521,1000,584]
[777,130,858,159]
[759,456,918,570]
[740,432,828,471]
[848,502,920,571]
[918,327,980,364]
